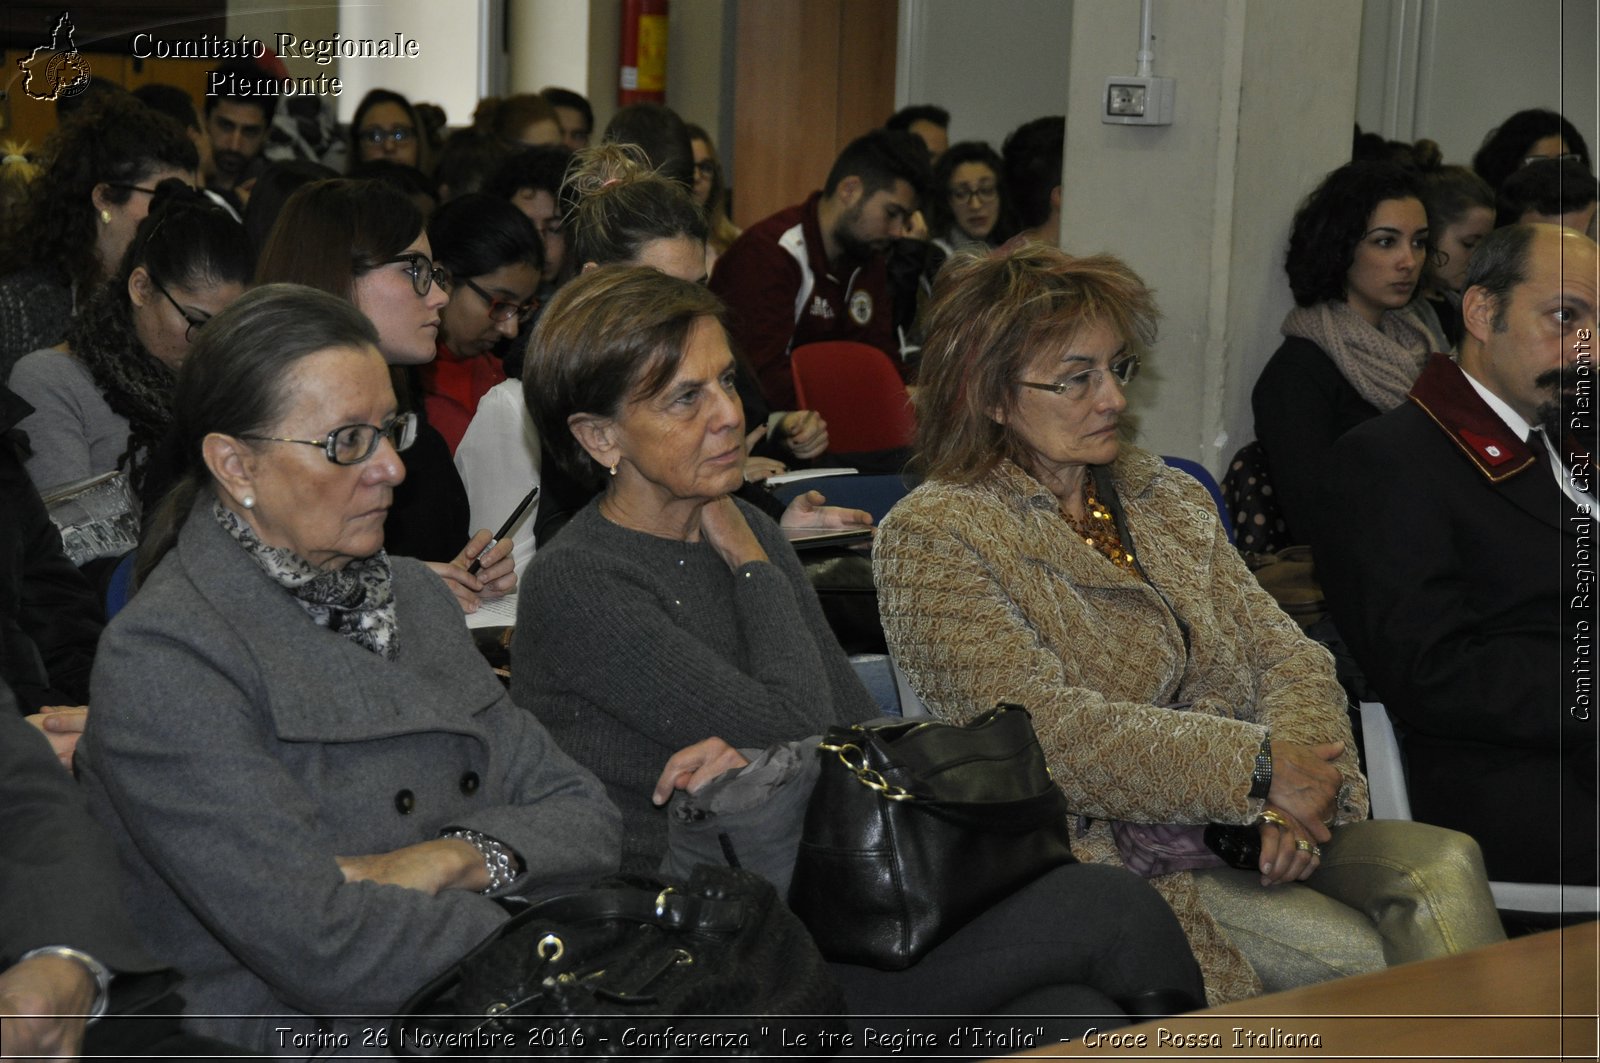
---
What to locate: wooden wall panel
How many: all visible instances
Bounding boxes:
[3,52,221,155]
[834,1,898,148]
[730,0,897,228]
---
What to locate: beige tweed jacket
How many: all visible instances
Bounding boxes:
[874,448,1368,1003]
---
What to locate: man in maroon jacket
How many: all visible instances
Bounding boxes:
[710,129,930,410]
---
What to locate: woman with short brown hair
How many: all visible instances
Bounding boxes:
[512,263,1207,1034]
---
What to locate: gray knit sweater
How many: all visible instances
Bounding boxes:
[512,496,877,868]
[8,346,129,493]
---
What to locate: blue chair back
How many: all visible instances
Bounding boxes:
[1162,456,1233,544]
[771,473,910,526]
[104,551,136,618]
[849,654,902,715]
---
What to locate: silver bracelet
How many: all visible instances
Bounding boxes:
[440,828,519,894]
[19,946,111,1023]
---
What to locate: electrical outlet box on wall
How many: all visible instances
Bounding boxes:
[1103,75,1175,125]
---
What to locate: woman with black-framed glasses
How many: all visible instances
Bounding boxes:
[421,193,543,453]
[257,178,516,613]
[8,183,249,515]
[80,284,620,1054]
[349,88,424,171]
[927,141,1016,255]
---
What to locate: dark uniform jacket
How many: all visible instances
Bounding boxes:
[1319,354,1596,884]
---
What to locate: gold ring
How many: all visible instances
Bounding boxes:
[1259,810,1289,828]
[1295,839,1312,852]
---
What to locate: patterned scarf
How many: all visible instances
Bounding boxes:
[1280,299,1446,411]
[66,281,176,496]
[213,502,400,660]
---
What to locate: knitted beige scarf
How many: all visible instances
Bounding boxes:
[1280,300,1446,411]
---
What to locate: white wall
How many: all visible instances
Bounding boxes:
[336,0,489,125]
[509,0,591,98]
[1059,0,1362,470]
[666,0,732,141]
[1358,0,1599,167]
[227,0,336,82]
[896,0,1073,149]
[897,0,1600,472]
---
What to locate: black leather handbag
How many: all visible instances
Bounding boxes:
[392,866,846,1057]
[788,703,1076,970]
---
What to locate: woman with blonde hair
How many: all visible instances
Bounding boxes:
[685,123,741,257]
[873,244,1504,1003]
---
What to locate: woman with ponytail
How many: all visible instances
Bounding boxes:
[8,181,249,510]
[459,144,858,562]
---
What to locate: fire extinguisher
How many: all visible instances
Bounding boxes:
[620,0,668,105]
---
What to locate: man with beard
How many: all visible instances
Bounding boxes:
[1319,223,1598,886]
[709,129,929,409]
[201,59,276,210]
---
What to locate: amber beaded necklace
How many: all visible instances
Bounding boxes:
[1061,476,1136,571]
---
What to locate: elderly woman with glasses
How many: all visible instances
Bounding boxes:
[77,284,620,1055]
[873,245,1504,1005]
[258,178,515,612]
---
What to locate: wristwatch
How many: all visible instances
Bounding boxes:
[1249,735,1273,800]
[20,946,111,1023]
[440,828,520,894]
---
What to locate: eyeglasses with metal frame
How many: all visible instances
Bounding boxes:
[1017,354,1141,401]
[241,412,419,466]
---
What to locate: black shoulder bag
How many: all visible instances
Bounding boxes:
[392,866,846,1057]
[788,703,1075,970]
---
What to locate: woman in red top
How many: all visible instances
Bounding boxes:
[421,194,543,452]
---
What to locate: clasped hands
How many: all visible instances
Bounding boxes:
[1254,740,1345,888]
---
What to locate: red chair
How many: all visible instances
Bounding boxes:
[789,341,916,452]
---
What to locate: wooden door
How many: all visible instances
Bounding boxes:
[730,0,898,228]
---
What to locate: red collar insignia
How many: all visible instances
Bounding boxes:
[1458,428,1517,465]
[1408,354,1537,483]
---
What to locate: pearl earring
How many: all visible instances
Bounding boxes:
[242,495,255,509]
[100,209,112,225]
[609,461,618,478]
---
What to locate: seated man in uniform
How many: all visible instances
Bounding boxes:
[1319,223,1598,885]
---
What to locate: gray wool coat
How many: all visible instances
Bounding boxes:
[79,501,621,1056]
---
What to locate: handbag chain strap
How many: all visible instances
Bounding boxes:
[816,740,916,801]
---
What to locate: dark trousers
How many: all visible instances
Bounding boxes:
[828,862,1204,1050]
